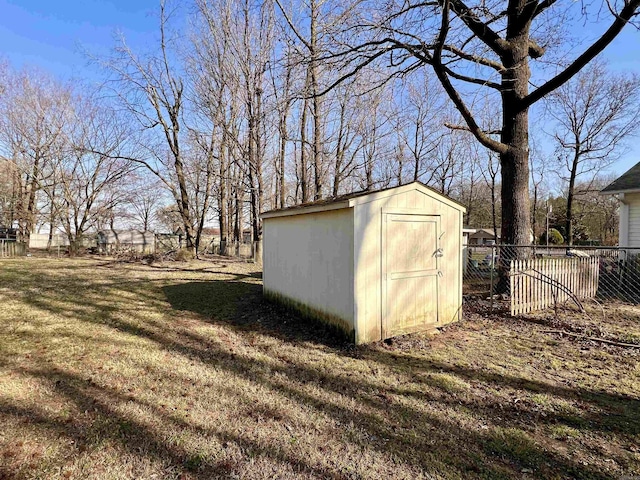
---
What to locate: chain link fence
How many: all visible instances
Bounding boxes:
[463,244,640,311]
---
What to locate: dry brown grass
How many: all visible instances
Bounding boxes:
[0,257,638,480]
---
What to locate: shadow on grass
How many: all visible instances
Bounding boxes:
[162,281,640,454]
[2,262,639,479]
[162,281,352,349]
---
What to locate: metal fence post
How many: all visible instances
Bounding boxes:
[489,245,496,314]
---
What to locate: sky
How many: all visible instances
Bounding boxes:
[1,0,639,177]
[0,0,157,81]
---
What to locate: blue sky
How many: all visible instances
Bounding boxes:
[0,0,157,81]
[1,0,639,177]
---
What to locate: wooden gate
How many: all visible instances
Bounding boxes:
[510,257,599,315]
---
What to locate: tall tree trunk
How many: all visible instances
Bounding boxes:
[233,187,240,243]
[299,78,310,203]
[22,153,41,247]
[332,101,346,197]
[249,87,263,257]
[173,152,196,255]
[218,130,229,255]
[311,73,322,200]
[531,183,538,246]
[500,29,531,254]
[278,109,288,208]
[566,149,580,247]
[46,186,56,251]
[309,0,323,200]
[195,154,214,257]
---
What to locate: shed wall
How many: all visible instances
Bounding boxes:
[263,208,355,335]
[353,188,463,343]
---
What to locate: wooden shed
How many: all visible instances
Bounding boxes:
[261,182,466,344]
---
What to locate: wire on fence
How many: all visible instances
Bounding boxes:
[463,244,640,313]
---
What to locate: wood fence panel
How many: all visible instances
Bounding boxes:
[510,256,600,316]
[0,240,26,257]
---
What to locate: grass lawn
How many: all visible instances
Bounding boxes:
[0,257,638,480]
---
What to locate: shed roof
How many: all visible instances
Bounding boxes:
[601,161,640,194]
[261,182,466,219]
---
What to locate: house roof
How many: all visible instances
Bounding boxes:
[601,161,640,194]
[469,228,501,239]
[261,182,466,219]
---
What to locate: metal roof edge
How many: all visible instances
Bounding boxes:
[347,182,467,213]
[261,201,351,219]
[599,188,640,196]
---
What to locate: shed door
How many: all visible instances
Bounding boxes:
[382,214,441,338]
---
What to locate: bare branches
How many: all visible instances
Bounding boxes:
[446,0,509,55]
[546,60,640,244]
[442,44,505,72]
[523,0,640,109]
[431,0,507,154]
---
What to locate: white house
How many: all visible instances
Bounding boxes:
[261,182,466,344]
[601,162,640,247]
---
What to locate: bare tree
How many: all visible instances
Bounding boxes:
[191,0,240,254]
[127,177,165,231]
[268,41,295,208]
[547,61,640,245]
[0,68,71,245]
[356,85,397,191]
[51,96,136,255]
[328,0,640,250]
[326,81,366,196]
[530,152,550,245]
[100,0,199,254]
[0,157,19,228]
[398,75,445,183]
[276,0,328,200]
[481,151,501,243]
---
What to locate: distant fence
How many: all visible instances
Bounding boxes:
[29,233,70,249]
[510,257,599,315]
[0,240,26,257]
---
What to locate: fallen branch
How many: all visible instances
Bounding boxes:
[542,330,640,349]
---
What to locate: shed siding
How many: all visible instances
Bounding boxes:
[353,188,462,343]
[263,208,355,334]
[627,193,640,247]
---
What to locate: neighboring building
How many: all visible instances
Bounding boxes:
[466,226,536,245]
[261,181,466,344]
[468,228,500,245]
[97,230,156,254]
[0,227,17,241]
[601,162,640,247]
[462,228,477,274]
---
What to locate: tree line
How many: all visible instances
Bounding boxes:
[0,0,638,255]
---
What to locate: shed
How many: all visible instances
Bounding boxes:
[261,182,466,344]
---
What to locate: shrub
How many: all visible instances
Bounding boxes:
[540,228,564,245]
[175,248,195,262]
